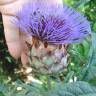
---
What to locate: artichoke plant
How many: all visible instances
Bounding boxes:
[15,2,91,75]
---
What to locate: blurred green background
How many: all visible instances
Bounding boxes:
[0,0,96,96]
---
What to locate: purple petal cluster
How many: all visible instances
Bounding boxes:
[16,3,91,44]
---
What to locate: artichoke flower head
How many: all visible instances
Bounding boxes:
[15,2,91,74]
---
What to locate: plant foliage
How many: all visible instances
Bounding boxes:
[0,0,96,96]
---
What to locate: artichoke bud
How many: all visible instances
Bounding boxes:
[28,40,68,74]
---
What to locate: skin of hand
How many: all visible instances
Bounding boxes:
[0,0,63,65]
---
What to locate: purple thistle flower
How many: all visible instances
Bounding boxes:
[16,3,91,45]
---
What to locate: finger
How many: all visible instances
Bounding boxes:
[0,0,16,5]
[21,50,29,66]
[20,32,31,65]
[0,0,32,15]
[2,15,22,59]
[20,31,32,45]
[0,0,21,15]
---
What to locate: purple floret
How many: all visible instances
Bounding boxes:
[16,2,91,44]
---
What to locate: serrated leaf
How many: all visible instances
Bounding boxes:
[47,81,96,96]
[82,33,96,81]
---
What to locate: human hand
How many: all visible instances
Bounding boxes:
[0,0,63,65]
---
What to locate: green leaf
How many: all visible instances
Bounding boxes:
[47,81,96,96]
[82,33,96,81]
[64,71,74,83]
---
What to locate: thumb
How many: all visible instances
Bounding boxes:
[2,15,22,59]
